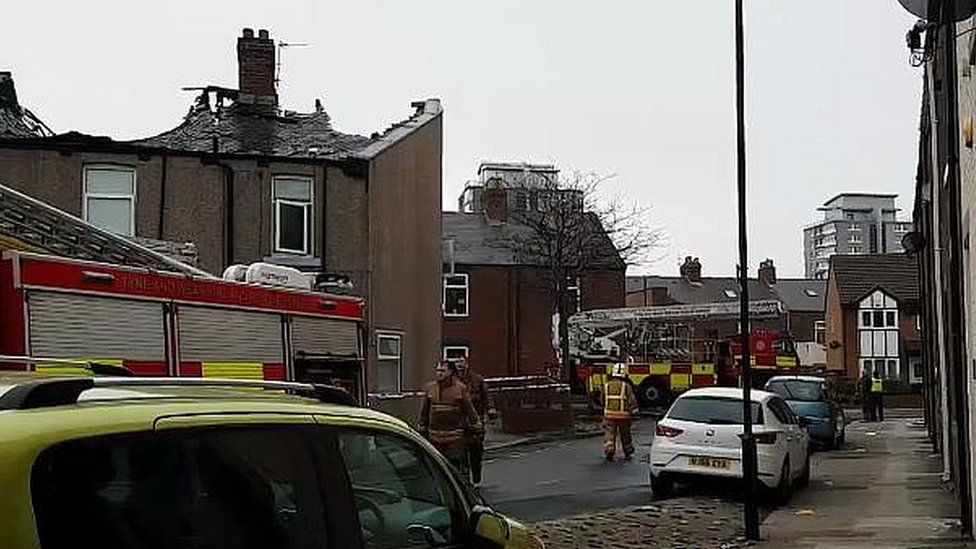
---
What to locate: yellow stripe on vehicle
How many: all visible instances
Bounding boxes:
[629,374,648,386]
[692,363,714,375]
[651,363,671,375]
[670,373,691,389]
[202,362,264,380]
[777,356,798,367]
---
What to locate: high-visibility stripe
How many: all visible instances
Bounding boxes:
[36,357,125,376]
[650,363,671,375]
[777,356,798,367]
[692,363,715,375]
[670,373,691,389]
[202,362,264,380]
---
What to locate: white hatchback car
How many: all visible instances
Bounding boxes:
[649,387,810,501]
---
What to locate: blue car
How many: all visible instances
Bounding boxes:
[764,375,846,450]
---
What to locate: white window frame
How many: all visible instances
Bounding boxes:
[857,291,900,370]
[83,164,136,237]
[443,273,470,318]
[849,233,862,243]
[376,332,403,394]
[442,345,470,360]
[272,176,314,256]
[814,320,826,345]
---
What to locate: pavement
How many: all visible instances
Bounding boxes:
[483,415,605,455]
[760,409,970,548]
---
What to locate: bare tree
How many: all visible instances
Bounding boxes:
[505,171,665,383]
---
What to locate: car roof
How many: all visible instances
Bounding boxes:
[676,386,777,403]
[765,375,826,384]
[0,375,411,442]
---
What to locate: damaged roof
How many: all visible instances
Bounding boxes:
[133,90,441,161]
[0,72,54,139]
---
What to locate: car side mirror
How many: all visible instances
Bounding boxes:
[471,505,510,545]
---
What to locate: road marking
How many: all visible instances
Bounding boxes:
[536,478,564,486]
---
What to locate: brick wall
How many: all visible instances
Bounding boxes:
[442,265,624,379]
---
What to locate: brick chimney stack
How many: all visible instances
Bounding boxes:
[758,258,777,285]
[483,186,508,224]
[237,28,278,114]
[679,256,702,283]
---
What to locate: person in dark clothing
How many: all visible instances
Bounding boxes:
[456,357,493,485]
[859,368,875,422]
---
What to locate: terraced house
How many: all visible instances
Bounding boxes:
[0,28,443,416]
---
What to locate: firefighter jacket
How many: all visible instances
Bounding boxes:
[604,378,638,421]
[459,371,492,420]
[418,380,483,455]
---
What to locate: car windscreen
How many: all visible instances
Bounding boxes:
[787,399,831,418]
[765,379,825,402]
[666,396,763,425]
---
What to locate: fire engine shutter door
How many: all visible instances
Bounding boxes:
[178,306,284,363]
[28,292,165,361]
[291,316,361,358]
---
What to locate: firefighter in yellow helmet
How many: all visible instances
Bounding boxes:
[603,362,639,462]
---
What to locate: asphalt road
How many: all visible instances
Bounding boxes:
[479,419,657,522]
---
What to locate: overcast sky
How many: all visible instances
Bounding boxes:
[2,1,921,277]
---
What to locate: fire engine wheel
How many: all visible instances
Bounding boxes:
[636,378,671,410]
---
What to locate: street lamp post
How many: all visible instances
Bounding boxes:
[734,0,761,540]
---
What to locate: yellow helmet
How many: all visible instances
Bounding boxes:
[610,363,628,378]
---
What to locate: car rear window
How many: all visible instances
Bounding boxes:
[31,425,332,549]
[788,400,830,417]
[667,396,763,425]
[766,379,825,401]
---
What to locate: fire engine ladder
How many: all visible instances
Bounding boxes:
[568,299,783,329]
[0,181,207,275]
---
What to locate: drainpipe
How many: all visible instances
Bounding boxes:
[211,135,235,267]
[157,155,168,239]
[928,59,952,483]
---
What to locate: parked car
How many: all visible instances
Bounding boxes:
[0,373,543,549]
[764,375,846,450]
[649,387,810,502]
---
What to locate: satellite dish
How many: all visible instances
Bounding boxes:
[897,0,976,22]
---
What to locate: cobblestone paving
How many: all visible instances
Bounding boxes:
[531,497,749,549]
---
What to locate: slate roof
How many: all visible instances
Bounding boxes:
[133,91,441,161]
[829,253,919,308]
[443,211,624,270]
[769,279,826,312]
[626,275,778,305]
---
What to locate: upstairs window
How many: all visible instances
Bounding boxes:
[273,176,313,255]
[84,166,136,236]
[443,274,469,317]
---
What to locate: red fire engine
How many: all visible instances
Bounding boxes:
[0,252,366,401]
[569,300,800,410]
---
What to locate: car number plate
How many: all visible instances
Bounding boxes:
[689,456,731,469]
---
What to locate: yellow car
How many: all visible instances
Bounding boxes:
[0,374,543,549]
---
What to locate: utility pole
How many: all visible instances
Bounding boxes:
[734,0,760,540]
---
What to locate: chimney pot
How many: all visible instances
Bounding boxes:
[258,29,269,39]
[758,258,777,285]
[679,256,702,283]
[242,28,254,38]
